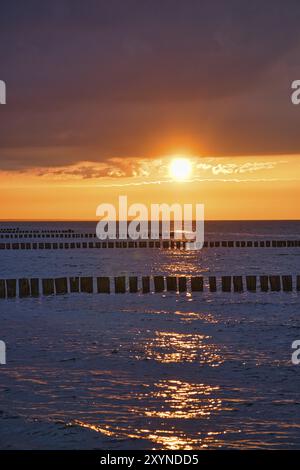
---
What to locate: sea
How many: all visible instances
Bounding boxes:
[0,220,299,449]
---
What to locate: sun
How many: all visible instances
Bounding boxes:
[169,157,192,181]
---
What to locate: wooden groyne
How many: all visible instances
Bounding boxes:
[0,275,298,298]
[0,239,299,250]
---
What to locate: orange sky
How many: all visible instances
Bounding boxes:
[0,155,299,220]
[2,3,300,221]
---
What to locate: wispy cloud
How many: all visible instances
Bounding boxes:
[30,156,288,180]
[196,160,287,175]
[0,156,293,186]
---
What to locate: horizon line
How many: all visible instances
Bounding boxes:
[0,218,299,223]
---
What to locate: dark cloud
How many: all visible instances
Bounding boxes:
[1,0,300,169]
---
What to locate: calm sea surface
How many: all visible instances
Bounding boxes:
[0,221,299,449]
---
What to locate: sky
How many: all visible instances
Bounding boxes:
[0,0,300,220]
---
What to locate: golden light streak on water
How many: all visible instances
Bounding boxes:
[140,379,222,419]
[71,419,227,450]
[135,331,223,365]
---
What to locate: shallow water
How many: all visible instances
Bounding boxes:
[0,221,300,449]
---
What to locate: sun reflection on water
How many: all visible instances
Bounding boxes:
[71,379,226,450]
[140,379,222,419]
[71,419,226,449]
[134,331,223,366]
[174,310,219,324]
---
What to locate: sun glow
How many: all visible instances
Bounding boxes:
[169,158,192,181]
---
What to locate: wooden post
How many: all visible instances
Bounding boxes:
[166,276,177,291]
[19,278,30,298]
[154,275,164,292]
[178,277,187,293]
[97,277,110,293]
[80,277,93,293]
[191,276,203,292]
[6,279,16,298]
[55,277,68,295]
[246,275,256,291]
[209,276,217,292]
[114,276,126,293]
[142,276,150,293]
[297,275,300,291]
[233,276,243,292]
[282,275,293,292]
[42,279,54,295]
[30,278,39,297]
[222,276,231,292]
[129,276,138,293]
[0,280,6,298]
[69,277,80,293]
[260,276,269,292]
[269,275,281,292]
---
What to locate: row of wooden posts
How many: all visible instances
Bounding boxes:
[0,275,299,298]
[0,229,74,234]
[0,239,299,251]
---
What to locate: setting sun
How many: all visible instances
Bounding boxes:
[169,158,192,181]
